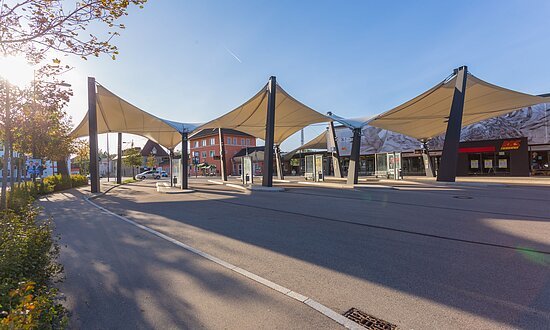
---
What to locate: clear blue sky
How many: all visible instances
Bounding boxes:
[63,0,550,152]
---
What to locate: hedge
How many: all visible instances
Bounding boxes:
[0,207,67,328]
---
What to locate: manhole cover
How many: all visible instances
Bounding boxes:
[343,308,397,330]
[453,195,473,199]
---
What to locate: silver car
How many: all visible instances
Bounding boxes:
[136,170,161,180]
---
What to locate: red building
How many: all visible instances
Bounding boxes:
[189,129,256,176]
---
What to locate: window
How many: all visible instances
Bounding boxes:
[246,139,250,146]
[227,137,231,145]
[201,151,207,158]
[202,140,206,147]
[210,138,216,145]
[209,150,215,157]
[241,138,245,145]
[233,137,237,145]
[193,141,199,148]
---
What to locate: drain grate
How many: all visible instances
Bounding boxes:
[453,195,473,199]
[343,308,397,330]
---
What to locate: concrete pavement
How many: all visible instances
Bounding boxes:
[89,179,550,329]
[39,190,342,329]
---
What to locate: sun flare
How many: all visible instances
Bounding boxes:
[0,55,35,88]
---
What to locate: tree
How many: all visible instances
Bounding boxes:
[0,0,147,62]
[74,140,90,175]
[0,80,25,209]
[14,65,74,179]
[146,154,156,169]
[123,147,141,179]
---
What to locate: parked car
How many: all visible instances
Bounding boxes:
[136,170,161,180]
[160,171,168,178]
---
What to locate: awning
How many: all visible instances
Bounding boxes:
[71,84,199,149]
[194,82,330,144]
[284,130,328,161]
[366,72,549,140]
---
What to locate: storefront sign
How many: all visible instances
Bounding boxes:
[459,146,495,153]
[501,139,521,150]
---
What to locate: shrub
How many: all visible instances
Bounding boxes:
[70,174,87,188]
[0,207,66,328]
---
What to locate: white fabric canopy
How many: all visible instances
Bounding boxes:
[194,82,330,144]
[366,72,549,140]
[71,84,199,149]
[284,130,328,160]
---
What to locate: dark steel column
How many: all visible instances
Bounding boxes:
[329,122,343,178]
[169,149,173,187]
[181,132,189,189]
[116,133,122,184]
[218,128,228,181]
[275,145,284,180]
[262,76,276,187]
[437,66,468,182]
[88,77,100,193]
[346,128,361,185]
[420,140,435,177]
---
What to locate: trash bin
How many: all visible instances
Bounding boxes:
[317,172,323,181]
[172,176,177,185]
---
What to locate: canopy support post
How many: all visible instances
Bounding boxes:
[437,66,468,182]
[275,145,284,180]
[262,76,276,187]
[347,128,361,185]
[420,139,435,178]
[169,149,173,187]
[88,77,100,193]
[329,122,343,178]
[219,128,228,181]
[116,132,122,184]
[181,132,189,189]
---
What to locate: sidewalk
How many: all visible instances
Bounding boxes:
[39,189,339,329]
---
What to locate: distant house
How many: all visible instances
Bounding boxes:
[111,140,170,177]
[140,140,170,171]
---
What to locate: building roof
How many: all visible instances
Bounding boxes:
[190,128,254,140]
[71,83,199,149]
[233,146,265,158]
[141,140,169,157]
[194,79,330,144]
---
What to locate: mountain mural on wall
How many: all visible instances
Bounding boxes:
[335,103,550,156]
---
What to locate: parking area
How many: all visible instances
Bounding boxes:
[78,177,550,329]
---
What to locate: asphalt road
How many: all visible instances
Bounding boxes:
[42,178,550,329]
[39,190,340,329]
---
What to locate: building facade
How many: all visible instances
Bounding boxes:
[189,129,256,176]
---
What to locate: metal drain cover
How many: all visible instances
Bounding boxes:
[453,195,473,199]
[343,308,397,330]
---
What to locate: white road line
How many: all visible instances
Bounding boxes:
[84,197,362,330]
